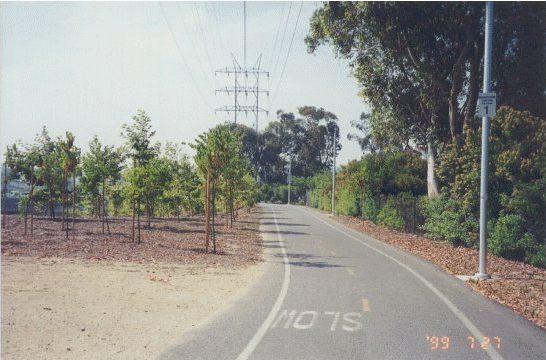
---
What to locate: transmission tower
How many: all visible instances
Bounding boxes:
[215,54,269,133]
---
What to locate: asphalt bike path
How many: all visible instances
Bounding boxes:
[158,203,546,359]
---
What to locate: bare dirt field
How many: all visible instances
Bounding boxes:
[1,210,264,360]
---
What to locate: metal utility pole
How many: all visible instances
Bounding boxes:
[215,55,269,132]
[476,1,495,280]
[331,128,337,216]
[288,157,291,205]
[215,2,269,134]
[2,163,7,229]
[244,1,246,69]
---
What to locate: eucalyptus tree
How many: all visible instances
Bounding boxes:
[347,112,382,153]
[264,107,340,179]
[306,2,546,195]
[298,106,340,171]
[256,125,284,183]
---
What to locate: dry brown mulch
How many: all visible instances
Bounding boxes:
[1,209,263,270]
[334,213,546,330]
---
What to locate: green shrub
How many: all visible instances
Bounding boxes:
[377,199,404,230]
[290,176,311,205]
[528,245,546,269]
[308,172,332,211]
[273,185,288,203]
[361,190,379,221]
[489,214,524,259]
[17,194,30,216]
[336,187,360,216]
[434,107,546,266]
[421,195,478,247]
[489,214,539,262]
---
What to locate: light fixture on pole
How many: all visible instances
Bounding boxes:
[330,127,337,216]
[288,156,292,205]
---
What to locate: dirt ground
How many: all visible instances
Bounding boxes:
[1,210,264,360]
[2,257,262,360]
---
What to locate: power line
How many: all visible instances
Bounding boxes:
[203,2,223,69]
[176,2,215,90]
[211,2,229,67]
[268,2,286,70]
[270,2,293,81]
[158,2,211,110]
[193,2,216,82]
[269,2,303,114]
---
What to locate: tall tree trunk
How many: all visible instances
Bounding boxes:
[66,177,69,230]
[449,45,469,139]
[229,185,234,228]
[103,178,110,235]
[72,173,76,241]
[225,185,229,228]
[24,201,28,235]
[61,173,66,231]
[30,171,34,236]
[132,195,135,242]
[96,193,100,219]
[212,181,216,254]
[177,204,180,223]
[65,189,69,239]
[464,41,481,125]
[137,199,141,244]
[427,143,439,197]
[146,198,151,229]
[2,163,6,229]
[65,176,70,239]
[204,170,211,253]
[50,188,55,221]
[101,192,105,235]
[101,181,105,234]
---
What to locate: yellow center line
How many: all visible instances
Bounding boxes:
[362,298,371,312]
[330,251,336,256]
[346,268,355,276]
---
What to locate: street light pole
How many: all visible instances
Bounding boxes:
[476,1,494,280]
[288,157,291,205]
[331,128,336,216]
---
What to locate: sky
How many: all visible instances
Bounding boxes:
[1,1,370,167]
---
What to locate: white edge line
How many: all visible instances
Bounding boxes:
[236,209,290,360]
[302,207,504,360]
